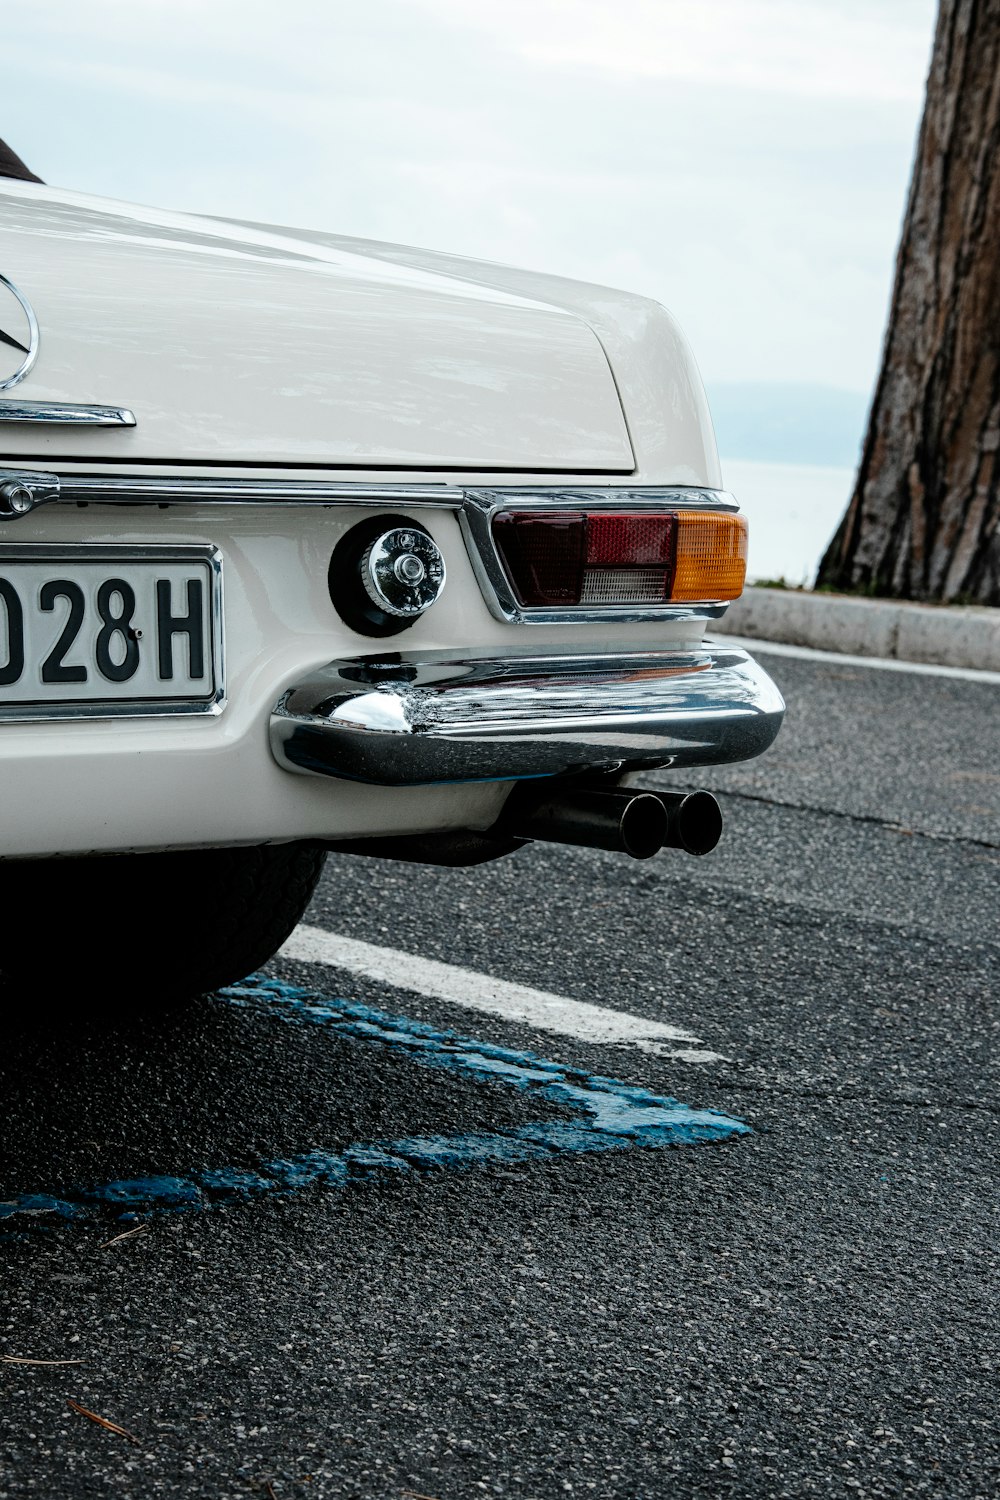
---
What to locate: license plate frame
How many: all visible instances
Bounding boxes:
[0,543,225,721]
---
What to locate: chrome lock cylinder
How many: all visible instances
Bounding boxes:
[0,481,35,518]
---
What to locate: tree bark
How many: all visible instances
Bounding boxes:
[817,0,1000,605]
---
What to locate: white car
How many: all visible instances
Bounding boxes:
[0,172,784,1005]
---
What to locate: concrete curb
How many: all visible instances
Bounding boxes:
[714,586,1000,673]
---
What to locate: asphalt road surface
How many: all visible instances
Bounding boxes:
[2,646,998,1499]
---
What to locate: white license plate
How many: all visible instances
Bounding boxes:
[0,545,224,719]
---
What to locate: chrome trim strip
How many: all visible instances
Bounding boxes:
[54,474,467,506]
[269,646,785,786]
[52,477,733,508]
[460,488,738,624]
[0,401,136,426]
[0,469,733,510]
[464,487,739,511]
[0,543,225,722]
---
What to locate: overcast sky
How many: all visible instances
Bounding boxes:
[4,0,936,403]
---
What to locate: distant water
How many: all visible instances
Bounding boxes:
[722,458,856,588]
[709,384,867,469]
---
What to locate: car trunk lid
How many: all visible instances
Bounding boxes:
[0,186,634,474]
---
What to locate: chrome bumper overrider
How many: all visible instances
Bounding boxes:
[269,646,785,787]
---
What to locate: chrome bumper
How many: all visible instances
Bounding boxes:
[269,646,784,787]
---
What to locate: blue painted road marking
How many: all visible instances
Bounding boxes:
[0,975,749,1228]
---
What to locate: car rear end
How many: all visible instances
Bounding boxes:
[0,182,783,873]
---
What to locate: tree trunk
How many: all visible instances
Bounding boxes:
[817,0,1000,605]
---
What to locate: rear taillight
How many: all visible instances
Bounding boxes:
[491,509,747,608]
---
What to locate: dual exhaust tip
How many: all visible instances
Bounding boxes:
[505,786,723,861]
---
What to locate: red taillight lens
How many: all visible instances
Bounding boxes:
[584,514,674,566]
[493,510,676,607]
[491,511,586,606]
[492,509,746,608]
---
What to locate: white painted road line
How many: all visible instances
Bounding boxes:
[710,632,1000,685]
[279,924,727,1063]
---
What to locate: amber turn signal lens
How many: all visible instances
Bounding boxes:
[671,511,748,602]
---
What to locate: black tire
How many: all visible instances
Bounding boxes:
[0,842,326,1007]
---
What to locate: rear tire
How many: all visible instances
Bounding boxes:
[0,842,326,1008]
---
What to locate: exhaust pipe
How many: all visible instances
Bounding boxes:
[506,788,668,860]
[504,786,724,860]
[651,789,724,856]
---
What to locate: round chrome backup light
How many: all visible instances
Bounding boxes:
[360,528,446,618]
